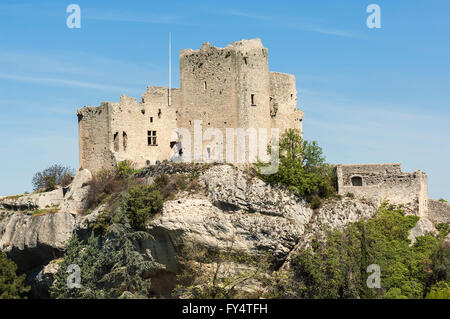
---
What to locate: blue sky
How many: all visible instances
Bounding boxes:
[0,0,449,199]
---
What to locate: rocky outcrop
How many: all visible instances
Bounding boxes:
[60,169,92,214]
[298,197,379,248]
[0,169,92,215]
[146,197,308,269]
[0,211,75,272]
[0,189,64,211]
[408,217,438,245]
[200,165,312,227]
[28,260,60,298]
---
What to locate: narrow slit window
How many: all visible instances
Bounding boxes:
[204,81,207,90]
[251,94,256,106]
[113,132,119,152]
[150,117,153,123]
[122,132,127,151]
[158,109,162,118]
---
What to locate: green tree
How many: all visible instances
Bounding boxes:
[122,185,164,230]
[0,252,30,299]
[32,164,74,191]
[288,203,443,299]
[50,211,163,299]
[258,129,336,206]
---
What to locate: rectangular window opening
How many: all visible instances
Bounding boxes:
[147,130,157,146]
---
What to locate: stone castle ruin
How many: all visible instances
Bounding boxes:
[76,38,447,220]
[337,164,428,216]
[77,39,303,173]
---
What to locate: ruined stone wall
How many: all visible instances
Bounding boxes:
[106,88,178,169]
[178,39,280,163]
[427,199,450,224]
[179,41,238,162]
[78,103,114,172]
[337,163,428,216]
[269,72,304,135]
[78,87,178,172]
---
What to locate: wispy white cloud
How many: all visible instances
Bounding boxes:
[0,72,140,92]
[305,26,358,38]
[224,10,359,38]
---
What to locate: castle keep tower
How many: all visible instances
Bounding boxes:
[77,39,304,172]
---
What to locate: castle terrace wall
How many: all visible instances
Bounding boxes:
[427,199,450,224]
[337,163,428,216]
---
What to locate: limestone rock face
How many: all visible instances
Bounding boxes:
[408,217,438,245]
[0,189,64,211]
[0,212,75,272]
[138,165,314,274]
[146,197,308,268]
[200,165,312,226]
[61,169,92,214]
[285,197,378,259]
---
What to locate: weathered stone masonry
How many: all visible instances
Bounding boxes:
[77,39,303,172]
[337,163,428,217]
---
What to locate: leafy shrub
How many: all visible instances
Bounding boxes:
[154,173,200,200]
[309,195,322,210]
[154,173,170,189]
[87,168,128,210]
[439,198,447,203]
[0,252,30,299]
[116,160,135,179]
[122,185,164,230]
[32,164,74,191]
[426,281,450,299]
[257,129,337,204]
[436,223,450,239]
